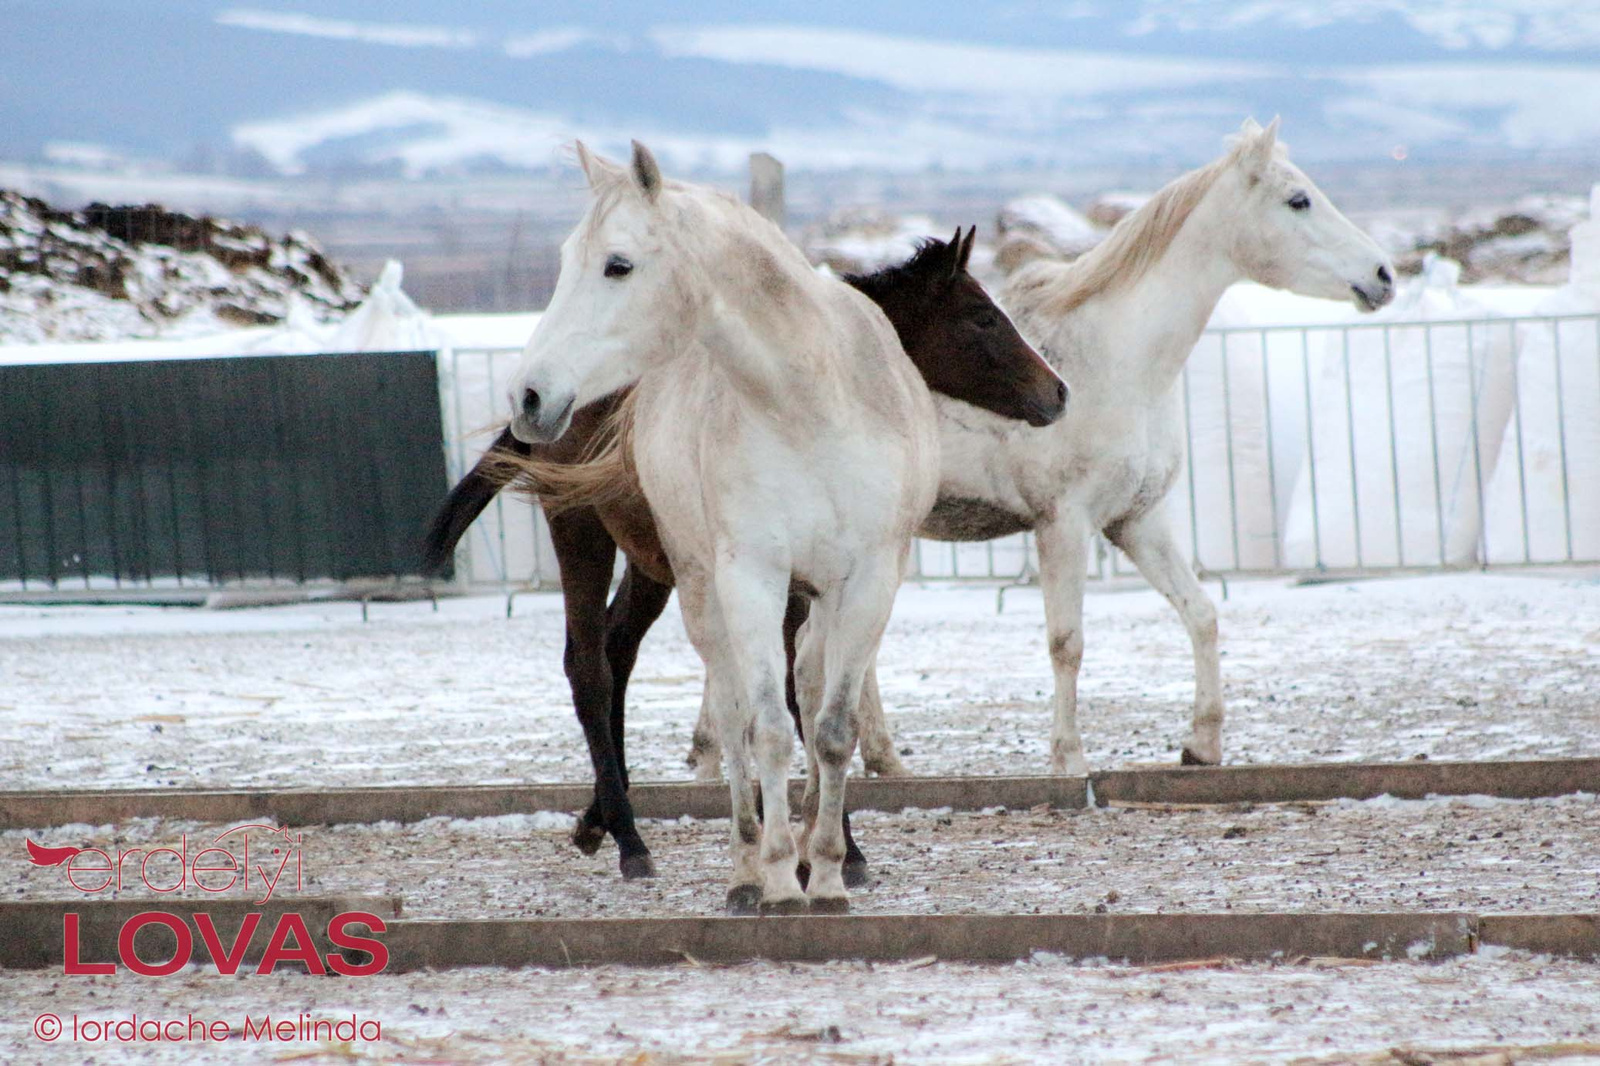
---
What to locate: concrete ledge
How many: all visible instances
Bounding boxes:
[0,775,1090,830]
[0,896,401,971]
[2,757,1592,831]
[375,911,1477,971]
[1090,757,1600,807]
[1478,914,1600,959]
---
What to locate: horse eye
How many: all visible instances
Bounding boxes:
[976,314,998,331]
[604,254,633,278]
[1287,192,1311,212]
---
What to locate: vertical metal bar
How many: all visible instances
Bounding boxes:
[1341,328,1363,568]
[1382,325,1403,567]
[2,380,28,588]
[1220,333,1242,570]
[36,381,60,587]
[1465,322,1487,567]
[1508,323,1531,563]
[70,397,94,587]
[184,367,218,584]
[1259,328,1281,569]
[949,540,959,580]
[159,364,187,585]
[274,358,309,585]
[258,359,280,583]
[1300,329,1322,568]
[91,364,125,588]
[446,348,474,582]
[1423,324,1446,566]
[487,352,511,590]
[1551,320,1573,562]
[985,536,995,579]
[118,367,156,585]
[1180,362,1200,564]
[227,372,254,583]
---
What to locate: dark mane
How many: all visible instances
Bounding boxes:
[842,236,955,302]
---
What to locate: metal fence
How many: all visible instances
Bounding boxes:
[439,310,1600,591]
[1,351,449,598]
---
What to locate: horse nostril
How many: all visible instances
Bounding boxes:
[1055,380,1069,407]
[521,388,541,421]
[1377,265,1392,285]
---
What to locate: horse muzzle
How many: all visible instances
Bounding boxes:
[1023,377,1070,428]
[508,386,575,444]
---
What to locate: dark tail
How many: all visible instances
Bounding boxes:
[421,428,530,576]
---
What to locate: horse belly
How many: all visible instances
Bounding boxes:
[920,495,1034,542]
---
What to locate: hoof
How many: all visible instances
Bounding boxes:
[759,897,809,916]
[808,896,850,915]
[726,884,763,916]
[795,862,811,891]
[619,853,656,880]
[842,859,869,889]
[1180,747,1219,767]
[571,821,606,856]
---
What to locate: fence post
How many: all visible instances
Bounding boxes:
[749,152,785,228]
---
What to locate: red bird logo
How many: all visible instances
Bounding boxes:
[25,839,81,867]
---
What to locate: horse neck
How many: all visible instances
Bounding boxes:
[695,224,840,405]
[1095,189,1243,398]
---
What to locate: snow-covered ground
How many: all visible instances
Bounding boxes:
[1,950,1597,1065]
[8,793,1597,917]
[5,573,1598,1063]
[1,573,1596,792]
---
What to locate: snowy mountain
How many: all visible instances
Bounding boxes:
[6,1,1600,178]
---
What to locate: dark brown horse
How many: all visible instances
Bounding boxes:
[423,229,1067,882]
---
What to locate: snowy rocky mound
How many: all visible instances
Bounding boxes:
[1380,194,1586,285]
[0,191,366,344]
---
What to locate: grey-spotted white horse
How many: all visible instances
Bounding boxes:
[508,141,941,912]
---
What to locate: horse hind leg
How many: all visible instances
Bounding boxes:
[790,604,870,890]
[804,561,899,911]
[856,664,907,776]
[686,692,723,781]
[1107,509,1223,766]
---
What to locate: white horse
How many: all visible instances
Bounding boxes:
[508,141,940,912]
[862,118,1395,774]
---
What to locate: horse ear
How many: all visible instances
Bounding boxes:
[947,227,963,278]
[575,140,602,188]
[1246,116,1280,170]
[630,140,662,202]
[957,226,977,273]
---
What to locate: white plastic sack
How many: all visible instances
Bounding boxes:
[1484,184,1600,564]
[1283,257,1516,568]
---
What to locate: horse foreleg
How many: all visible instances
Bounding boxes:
[547,510,654,878]
[712,559,805,911]
[1108,508,1223,766]
[676,577,764,913]
[603,563,673,792]
[1035,512,1092,776]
